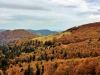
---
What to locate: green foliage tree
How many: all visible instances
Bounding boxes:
[36,63,40,75]
[24,64,34,75]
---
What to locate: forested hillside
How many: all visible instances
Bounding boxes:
[0,29,39,45]
[0,22,100,75]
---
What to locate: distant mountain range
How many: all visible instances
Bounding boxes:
[0,29,58,36]
[0,29,6,32]
[28,29,58,36]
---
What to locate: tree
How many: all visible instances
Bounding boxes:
[36,63,40,75]
[42,65,44,75]
[24,64,34,75]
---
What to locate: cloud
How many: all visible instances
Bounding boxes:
[84,0,100,3]
[78,11,100,16]
[0,0,50,10]
[0,0,100,30]
[59,5,77,8]
[13,14,58,21]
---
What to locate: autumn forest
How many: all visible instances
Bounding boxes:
[0,22,100,75]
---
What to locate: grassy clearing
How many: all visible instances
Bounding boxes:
[33,31,71,43]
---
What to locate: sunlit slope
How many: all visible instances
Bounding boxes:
[33,31,71,43]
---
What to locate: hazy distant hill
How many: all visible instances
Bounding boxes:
[0,29,58,36]
[0,29,6,32]
[0,29,39,45]
[28,29,58,36]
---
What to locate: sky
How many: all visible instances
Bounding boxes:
[0,0,100,31]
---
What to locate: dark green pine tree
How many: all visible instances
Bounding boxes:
[36,63,40,75]
[24,64,34,75]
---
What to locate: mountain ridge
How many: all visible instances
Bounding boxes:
[0,29,39,45]
[24,29,58,36]
[0,29,58,36]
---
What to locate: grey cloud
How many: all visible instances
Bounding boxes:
[84,0,100,3]
[0,0,100,31]
[12,15,55,21]
[61,5,77,8]
[0,2,50,10]
[78,11,100,16]
[58,4,77,8]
